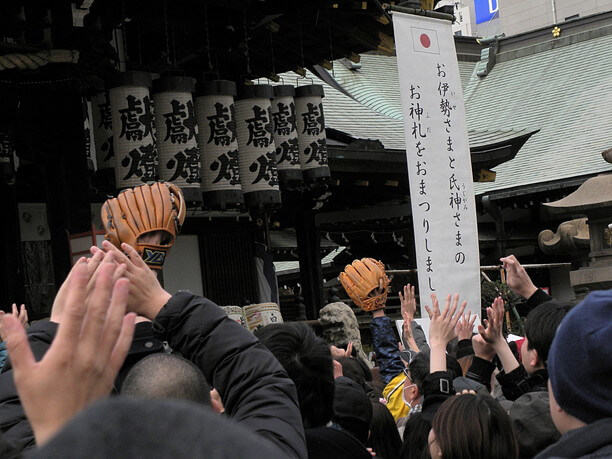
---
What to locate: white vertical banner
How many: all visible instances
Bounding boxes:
[394,12,481,318]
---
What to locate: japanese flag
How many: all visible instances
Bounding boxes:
[411,27,440,54]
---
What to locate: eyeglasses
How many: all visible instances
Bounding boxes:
[402,368,414,384]
[400,349,418,365]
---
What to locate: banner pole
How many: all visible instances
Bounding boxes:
[383,4,455,22]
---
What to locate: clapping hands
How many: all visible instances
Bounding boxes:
[4,257,136,446]
[94,241,171,320]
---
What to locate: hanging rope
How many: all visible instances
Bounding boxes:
[298,10,305,69]
[269,29,276,77]
[327,9,335,75]
[204,3,213,74]
[243,10,251,75]
[163,0,171,66]
[0,49,79,71]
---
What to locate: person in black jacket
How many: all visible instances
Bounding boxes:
[98,241,307,458]
[535,290,612,458]
[4,245,307,458]
[468,294,571,458]
[400,293,466,459]
[254,322,371,459]
[0,253,165,453]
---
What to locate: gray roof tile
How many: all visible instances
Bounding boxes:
[465,33,612,194]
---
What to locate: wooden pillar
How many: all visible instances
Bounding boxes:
[0,182,26,308]
[295,210,324,319]
[15,67,91,292]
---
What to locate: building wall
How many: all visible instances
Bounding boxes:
[499,0,612,36]
[452,0,612,37]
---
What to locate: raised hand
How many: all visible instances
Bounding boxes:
[425,293,466,373]
[4,259,136,446]
[478,297,519,373]
[455,311,477,341]
[478,297,504,345]
[51,251,126,324]
[399,284,417,319]
[99,241,171,320]
[425,293,467,348]
[500,255,537,299]
[402,310,420,352]
[0,304,28,342]
[333,360,343,379]
[471,333,496,361]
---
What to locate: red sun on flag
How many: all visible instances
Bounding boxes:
[420,33,431,48]
[411,27,440,54]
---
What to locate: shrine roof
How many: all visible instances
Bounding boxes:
[465,12,612,196]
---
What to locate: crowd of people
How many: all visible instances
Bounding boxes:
[0,245,610,458]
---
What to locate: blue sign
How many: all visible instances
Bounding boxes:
[474,0,499,24]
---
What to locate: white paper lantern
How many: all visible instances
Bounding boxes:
[82,98,96,171]
[0,125,16,184]
[91,92,114,170]
[152,77,201,203]
[295,85,331,182]
[271,85,302,188]
[109,71,158,189]
[234,85,281,209]
[195,80,244,210]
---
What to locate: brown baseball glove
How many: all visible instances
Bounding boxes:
[339,258,390,311]
[101,182,186,270]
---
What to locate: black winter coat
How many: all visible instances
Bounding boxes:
[151,291,307,459]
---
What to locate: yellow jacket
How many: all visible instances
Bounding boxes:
[382,372,410,421]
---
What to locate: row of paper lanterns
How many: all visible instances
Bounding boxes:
[88,72,331,209]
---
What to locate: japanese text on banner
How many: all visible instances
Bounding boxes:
[393,12,481,318]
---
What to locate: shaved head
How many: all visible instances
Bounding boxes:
[121,353,211,405]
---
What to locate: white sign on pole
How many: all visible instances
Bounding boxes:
[394,12,481,318]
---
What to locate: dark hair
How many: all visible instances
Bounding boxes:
[399,413,430,459]
[333,343,372,382]
[121,353,211,405]
[254,322,335,428]
[408,352,430,394]
[432,394,519,459]
[337,357,367,390]
[524,301,573,366]
[368,402,402,459]
[408,352,462,394]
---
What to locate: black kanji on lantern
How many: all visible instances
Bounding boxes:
[249,152,278,186]
[119,95,144,140]
[97,101,112,130]
[0,130,14,159]
[272,102,297,136]
[166,146,200,183]
[304,138,327,164]
[246,105,274,148]
[301,102,324,136]
[141,95,155,139]
[276,138,300,165]
[121,143,158,181]
[84,127,92,159]
[119,95,155,141]
[163,99,196,144]
[100,136,115,162]
[210,149,240,185]
[207,102,237,146]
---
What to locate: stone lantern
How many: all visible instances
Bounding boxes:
[540,171,612,293]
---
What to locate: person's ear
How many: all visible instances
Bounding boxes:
[530,348,541,368]
[211,397,224,414]
[406,385,420,404]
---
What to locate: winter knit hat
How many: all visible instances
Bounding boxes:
[548,290,612,424]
